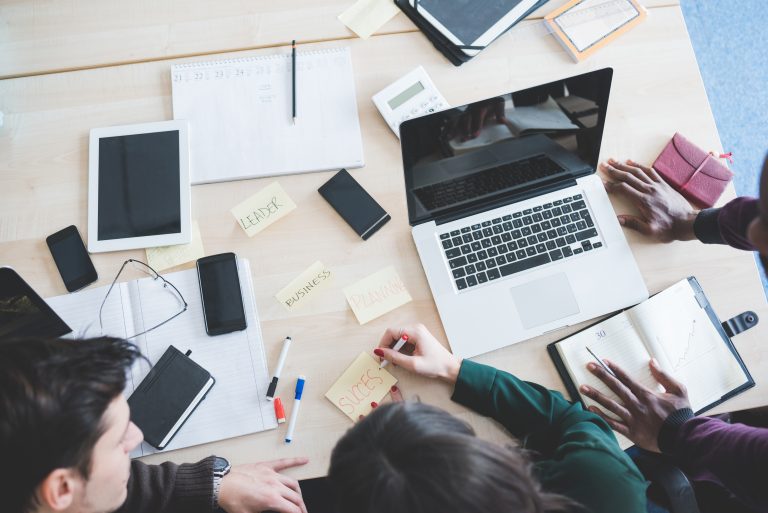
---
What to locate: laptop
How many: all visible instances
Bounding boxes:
[400,68,648,358]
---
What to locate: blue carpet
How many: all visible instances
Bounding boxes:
[680,0,768,296]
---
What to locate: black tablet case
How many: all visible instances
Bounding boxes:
[395,0,551,66]
[547,277,755,416]
[128,345,215,449]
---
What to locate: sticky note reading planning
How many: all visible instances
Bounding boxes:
[343,266,412,324]
[145,221,205,272]
[231,182,296,237]
[325,353,397,421]
[276,261,333,311]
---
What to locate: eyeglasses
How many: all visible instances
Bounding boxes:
[98,259,188,339]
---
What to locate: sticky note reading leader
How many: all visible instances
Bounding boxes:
[343,266,412,324]
[338,0,401,39]
[276,261,333,311]
[325,352,397,421]
[145,221,205,272]
[231,182,296,237]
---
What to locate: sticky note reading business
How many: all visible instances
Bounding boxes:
[145,221,205,272]
[231,182,296,237]
[325,353,397,421]
[343,266,412,324]
[276,261,333,311]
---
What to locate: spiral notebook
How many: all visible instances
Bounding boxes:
[45,258,277,456]
[171,47,365,184]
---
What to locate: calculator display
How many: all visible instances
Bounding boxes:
[388,81,425,110]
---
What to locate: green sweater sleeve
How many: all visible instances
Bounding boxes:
[452,360,647,513]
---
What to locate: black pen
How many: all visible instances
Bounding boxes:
[292,39,297,125]
[586,346,616,377]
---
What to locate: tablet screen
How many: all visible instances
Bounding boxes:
[97,130,181,241]
[0,269,72,339]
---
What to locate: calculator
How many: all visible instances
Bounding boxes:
[372,66,449,138]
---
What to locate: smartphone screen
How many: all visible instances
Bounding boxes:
[196,253,247,336]
[46,225,98,292]
[318,169,390,240]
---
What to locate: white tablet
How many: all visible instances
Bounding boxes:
[409,0,540,57]
[88,120,191,253]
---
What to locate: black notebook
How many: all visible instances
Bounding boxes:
[395,0,550,66]
[128,345,215,449]
[548,277,754,416]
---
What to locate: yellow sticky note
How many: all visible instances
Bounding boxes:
[325,353,397,421]
[145,221,205,272]
[343,266,412,324]
[275,261,333,311]
[338,0,401,39]
[231,182,296,237]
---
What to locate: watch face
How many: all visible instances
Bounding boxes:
[213,456,231,475]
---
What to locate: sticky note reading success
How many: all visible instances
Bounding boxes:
[231,182,296,237]
[344,266,412,324]
[325,353,397,421]
[276,261,333,311]
[145,220,205,272]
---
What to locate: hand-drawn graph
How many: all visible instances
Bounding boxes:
[657,319,718,371]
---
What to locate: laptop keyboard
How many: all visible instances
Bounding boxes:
[414,155,564,211]
[439,193,603,291]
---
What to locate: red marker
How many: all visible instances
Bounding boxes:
[274,397,286,424]
[379,334,408,368]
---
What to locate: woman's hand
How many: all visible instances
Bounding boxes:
[374,324,462,384]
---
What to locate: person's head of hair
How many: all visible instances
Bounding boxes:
[0,336,143,513]
[748,153,768,259]
[328,402,577,513]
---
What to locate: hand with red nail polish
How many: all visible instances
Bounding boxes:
[375,324,461,383]
[370,401,378,409]
[390,384,404,402]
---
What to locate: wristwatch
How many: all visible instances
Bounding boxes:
[212,456,231,512]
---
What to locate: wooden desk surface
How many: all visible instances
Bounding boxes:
[0,0,678,79]
[0,2,764,479]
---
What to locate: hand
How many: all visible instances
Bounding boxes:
[218,458,309,513]
[580,358,691,452]
[374,324,462,383]
[601,158,699,242]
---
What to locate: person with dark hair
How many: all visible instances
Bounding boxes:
[576,154,768,513]
[0,336,309,513]
[327,324,648,513]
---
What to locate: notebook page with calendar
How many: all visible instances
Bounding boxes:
[629,279,750,413]
[171,47,364,184]
[45,259,276,456]
[551,278,752,417]
[555,312,660,418]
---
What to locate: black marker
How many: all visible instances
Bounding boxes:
[267,337,292,400]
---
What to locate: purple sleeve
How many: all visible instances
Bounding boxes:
[660,414,768,511]
[693,197,759,250]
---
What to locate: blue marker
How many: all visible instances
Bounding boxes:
[284,375,305,444]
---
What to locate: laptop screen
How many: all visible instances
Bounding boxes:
[400,68,612,226]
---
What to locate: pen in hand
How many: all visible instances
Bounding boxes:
[586,346,616,378]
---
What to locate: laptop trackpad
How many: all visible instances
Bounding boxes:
[510,273,580,329]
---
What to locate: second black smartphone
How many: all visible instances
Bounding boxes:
[46,225,98,292]
[318,169,390,240]
[196,253,247,336]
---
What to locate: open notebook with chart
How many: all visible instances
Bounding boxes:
[171,46,364,184]
[45,258,277,456]
[548,277,754,415]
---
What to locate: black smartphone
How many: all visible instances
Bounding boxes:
[318,169,390,240]
[0,267,72,339]
[196,253,247,336]
[46,225,98,292]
